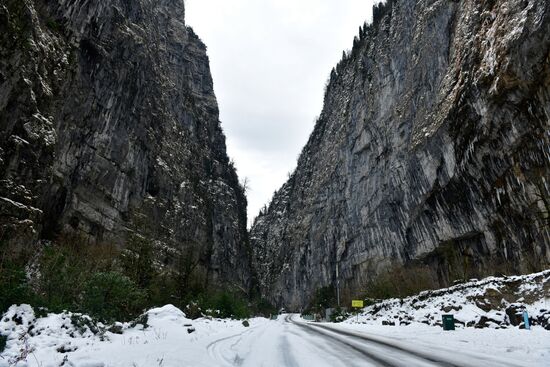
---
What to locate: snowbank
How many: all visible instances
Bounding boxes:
[0,304,260,367]
[345,270,550,330]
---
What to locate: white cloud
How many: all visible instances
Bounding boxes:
[186,0,376,226]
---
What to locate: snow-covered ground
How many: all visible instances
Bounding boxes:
[2,306,548,366]
[0,304,261,367]
[1,271,548,366]
[331,322,549,366]
[345,270,550,330]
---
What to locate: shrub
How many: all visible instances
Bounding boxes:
[147,272,178,307]
[211,291,250,319]
[0,262,31,313]
[37,244,85,311]
[365,264,437,299]
[252,297,277,317]
[70,314,100,335]
[0,234,263,323]
[82,272,146,322]
[35,239,119,312]
[330,307,349,323]
[186,291,252,320]
[182,291,252,320]
[119,235,156,289]
[305,285,337,314]
[184,301,204,319]
[0,241,33,313]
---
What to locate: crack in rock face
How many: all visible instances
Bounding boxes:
[250,0,550,309]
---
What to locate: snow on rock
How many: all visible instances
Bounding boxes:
[345,270,550,330]
[147,304,189,324]
[0,305,105,367]
[249,0,550,310]
[0,0,252,295]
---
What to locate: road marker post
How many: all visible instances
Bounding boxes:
[352,300,364,322]
[523,311,530,330]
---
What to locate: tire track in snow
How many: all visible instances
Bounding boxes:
[278,333,300,367]
[284,322,375,367]
[302,322,452,366]
[290,315,524,367]
[206,325,260,366]
[289,318,394,367]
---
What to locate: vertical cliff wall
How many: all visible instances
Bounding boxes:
[251,0,550,309]
[0,0,250,289]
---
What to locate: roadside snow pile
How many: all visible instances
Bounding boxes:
[0,304,256,367]
[347,270,550,330]
[0,304,105,366]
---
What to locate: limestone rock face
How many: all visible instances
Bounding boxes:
[251,0,550,309]
[0,0,250,288]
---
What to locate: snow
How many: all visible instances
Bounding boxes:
[331,322,549,367]
[1,271,549,366]
[345,270,550,330]
[0,305,260,367]
[0,197,40,213]
[156,157,169,171]
[1,305,548,366]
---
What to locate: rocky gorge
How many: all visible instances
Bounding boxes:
[251,0,550,309]
[1,0,549,313]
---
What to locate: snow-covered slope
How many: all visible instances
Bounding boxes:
[345,270,550,330]
[0,305,259,367]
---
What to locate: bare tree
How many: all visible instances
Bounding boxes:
[240,177,250,195]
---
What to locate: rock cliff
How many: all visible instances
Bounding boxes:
[251,0,550,309]
[0,0,250,289]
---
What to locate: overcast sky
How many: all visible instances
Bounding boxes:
[186,0,377,225]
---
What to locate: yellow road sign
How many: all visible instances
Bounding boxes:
[351,300,364,308]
